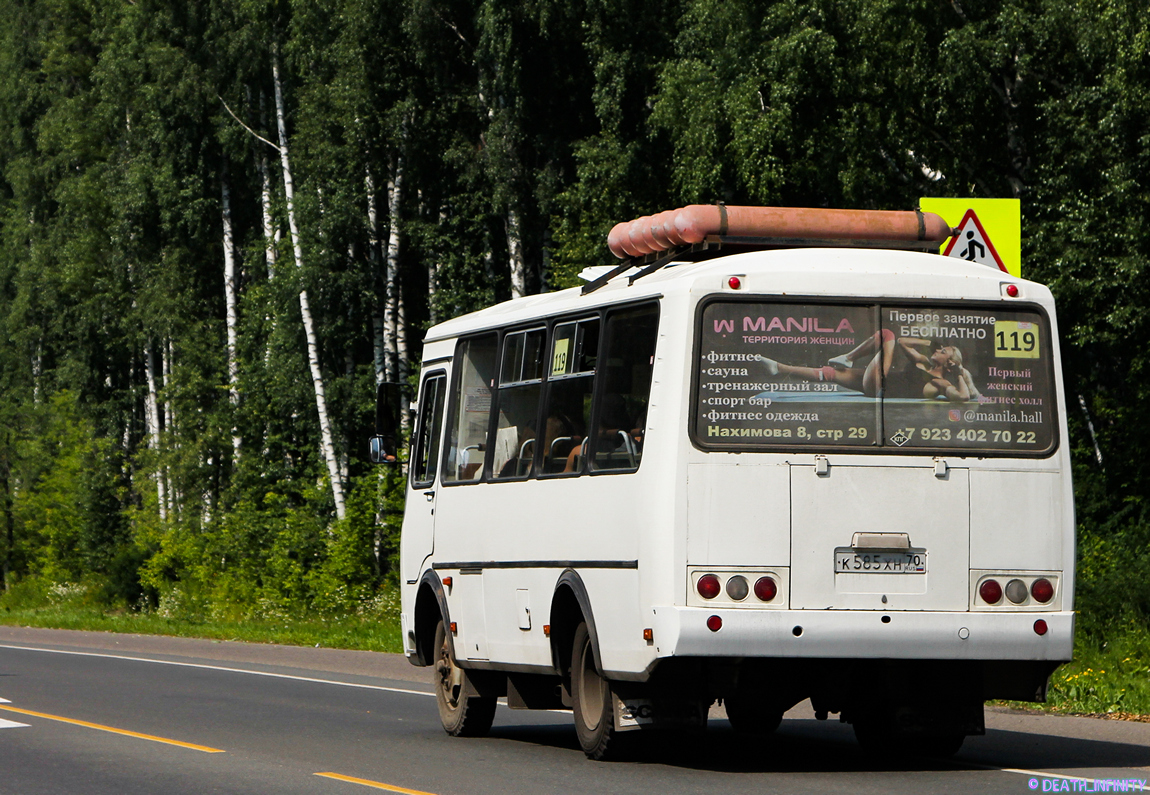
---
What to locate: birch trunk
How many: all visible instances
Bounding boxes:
[385,156,404,383]
[221,164,241,459]
[258,90,279,368]
[427,258,439,326]
[31,344,42,404]
[367,170,386,386]
[144,342,168,523]
[258,90,279,277]
[273,52,347,521]
[202,455,214,525]
[162,340,181,517]
[397,286,409,386]
[428,210,446,326]
[162,340,174,431]
[397,287,411,435]
[507,206,526,299]
[367,171,391,558]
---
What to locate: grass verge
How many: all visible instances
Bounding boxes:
[1012,630,1150,718]
[0,605,404,652]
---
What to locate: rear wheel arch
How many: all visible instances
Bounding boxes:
[551,569,602,679]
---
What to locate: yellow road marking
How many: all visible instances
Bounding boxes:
[0,705,224,753]
[315,772,438,794]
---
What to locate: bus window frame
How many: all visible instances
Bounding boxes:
[438,298,662,487]
[689,294,1060,458]
[490,325,549,482]
[440,332,500,485]
[410,369,448,490]
[534,314,602,480]
[586,301,661,477]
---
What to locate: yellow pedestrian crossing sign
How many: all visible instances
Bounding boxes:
[943,209,1005,271]
[920,198,1021,277]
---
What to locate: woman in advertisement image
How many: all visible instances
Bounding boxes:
[758,329,982,403]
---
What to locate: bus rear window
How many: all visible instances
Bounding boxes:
[694,300,1056,455]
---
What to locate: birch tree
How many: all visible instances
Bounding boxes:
[385,154,404,381]
[272,52,347,521]
[221,163,241,459]
[144,342,168,523]
[258,89,280,277]
[367,169,387,387]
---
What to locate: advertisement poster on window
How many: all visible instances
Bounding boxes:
[696,301,1055,453]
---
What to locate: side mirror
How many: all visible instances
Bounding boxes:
[371,382,403,465]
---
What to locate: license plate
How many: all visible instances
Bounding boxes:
[834,548,927,574]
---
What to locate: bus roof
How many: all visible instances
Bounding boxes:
[423,246,1042,344]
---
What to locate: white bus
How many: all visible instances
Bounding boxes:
[379,205,1074,760]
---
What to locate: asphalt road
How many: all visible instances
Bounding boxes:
[0,626,1146,795]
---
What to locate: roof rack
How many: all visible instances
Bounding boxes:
[582,205,955,295]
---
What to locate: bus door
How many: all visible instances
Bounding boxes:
[401,368,449,585]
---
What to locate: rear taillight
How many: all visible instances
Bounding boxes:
[979,579,1003,605]
[754,576,778,602]
[707,615,723,632]
[697,574,721,600]
[1031,578,1054,604]
[1034,619,1048,636]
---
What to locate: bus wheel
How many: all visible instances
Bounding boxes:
[434,620,496,737]
[724,694,783,736]
[571,622,624,759]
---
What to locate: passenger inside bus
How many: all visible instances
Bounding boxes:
[563,394,641,472]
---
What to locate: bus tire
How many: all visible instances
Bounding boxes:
[571,621,623,760]
[434,620,496,737]
[724,694,783,736]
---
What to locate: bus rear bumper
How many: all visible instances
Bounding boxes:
[651,606,1074,662]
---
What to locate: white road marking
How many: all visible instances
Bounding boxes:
[0,644,436,699]
[0,717,29,729]
[0,696,10,703]
[0,644,573,716]
[1000,768,1097,782]
[954,759,1147,783]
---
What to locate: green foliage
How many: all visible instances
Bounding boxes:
[9,392,130,588]
[1046,632,1150,715]
[13,393,95,582]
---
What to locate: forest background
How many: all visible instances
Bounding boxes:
[1,0,1149,712]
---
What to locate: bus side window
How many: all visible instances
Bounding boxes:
[540,318,600,475]
[590,303,659,472]
[492,328,546,480]
[442,334,498,483]
[411,372,447,488]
